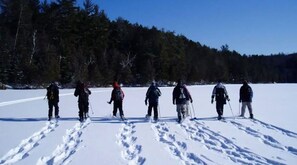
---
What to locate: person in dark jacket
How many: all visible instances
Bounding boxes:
[239,80,254,119]
[74,81,91,122]
[108,81,125,119]
[172,79,193,123]
[46,82,59,121]
[211,80,229,120]
[145,81,162,121]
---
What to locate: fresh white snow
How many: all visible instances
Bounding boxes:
[0,84,297,165]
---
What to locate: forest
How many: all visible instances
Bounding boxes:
[0,0,296,87]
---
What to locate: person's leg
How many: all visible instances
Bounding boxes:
[147,104,153,117]
[247,102,253,118]
[113,102,117,116]
[78,102,84,121]
[153,104,158,120]
[54,101,59,118]
[216,102,224,119]
[241,102,247,117]
[118,101,124,117]
[176,104,182,122]
[48,101,53,120]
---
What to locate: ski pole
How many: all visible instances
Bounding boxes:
[188,103,193,119]
[158,104,161,118]
[191,102,196,119]
[227,100,235,119]
[89,100,94,115]
[239,102,241,116]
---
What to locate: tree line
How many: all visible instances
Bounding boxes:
[0,0,296,87]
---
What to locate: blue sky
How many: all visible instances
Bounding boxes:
[76,0,297,55]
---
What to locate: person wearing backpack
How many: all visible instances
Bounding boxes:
[239,80,254,119]
[108,81,125,119]
[172,79,193,123]
[46,82,59,121]
[211,80,230,120]
[74,81,91,122]
[145,81,162,121]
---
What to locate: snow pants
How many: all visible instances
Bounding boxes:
[216,101,225,116]
[147,103,158,120]
[176,104,188,121]
[113,101,124,117]
[78,101,89,119]
[48,100,59,118]
[241,102,253,116]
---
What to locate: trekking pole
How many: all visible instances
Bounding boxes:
[158,104,161,118]
[191,102,197,119]
[227,100,235,119]
[89,100,94,115]
[188,103,193,119]
[239,102,241,116]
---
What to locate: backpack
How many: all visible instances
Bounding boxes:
[179,87,187,99]
[47,85,55,100]
[114,88,123,101]
[215,87,226,103]
[149,87,161,99]
[80,88,89,102]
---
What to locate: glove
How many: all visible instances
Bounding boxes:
[190,99,193,103]
[145,100,147,105]
[211,99,214,104]
[173,100,176,105]
[239,99,242,103]
[226,96,230,101]
[107,101,112,104]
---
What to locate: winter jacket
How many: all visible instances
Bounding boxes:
[145,85,161,105]
[173,84,192,105]
[212,83,229,104]
[240,84,253,102]
[109,82,124,103]
[74,83,91,103]
[47,84,59,102]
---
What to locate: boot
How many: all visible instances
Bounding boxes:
[250,114,254,119]
[218,115,222,120]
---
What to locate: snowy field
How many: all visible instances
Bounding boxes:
[0,84,297,165]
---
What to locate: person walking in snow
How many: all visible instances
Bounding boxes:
[145,81,162,121]
[211,80,230,120]
[173,79,193,123]
[46,82,60,121]
[108,81,125,119]
[239,80,254,119]
[74,81,91,122]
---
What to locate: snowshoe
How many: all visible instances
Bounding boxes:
[120,116,126,121]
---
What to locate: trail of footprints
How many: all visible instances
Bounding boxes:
[180,119,297,165]
[1,117,297,165]
[227,120,297,156]
[37,118,91,165]
[117,121,145,165]
[152,121,207,165]
[0,120,58,165]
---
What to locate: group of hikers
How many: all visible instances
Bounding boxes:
[46,79,254,122]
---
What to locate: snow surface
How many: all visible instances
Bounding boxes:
[0,84,297,165]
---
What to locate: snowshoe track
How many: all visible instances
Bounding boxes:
[117,121,145,165]
[0,120,58,165]
[228,120,297,156]
[152,121,207,165]
[37,118,91,165]
[180,120,283,165]
[251,119,297,138]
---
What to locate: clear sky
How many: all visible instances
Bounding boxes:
[76,0,297,55]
